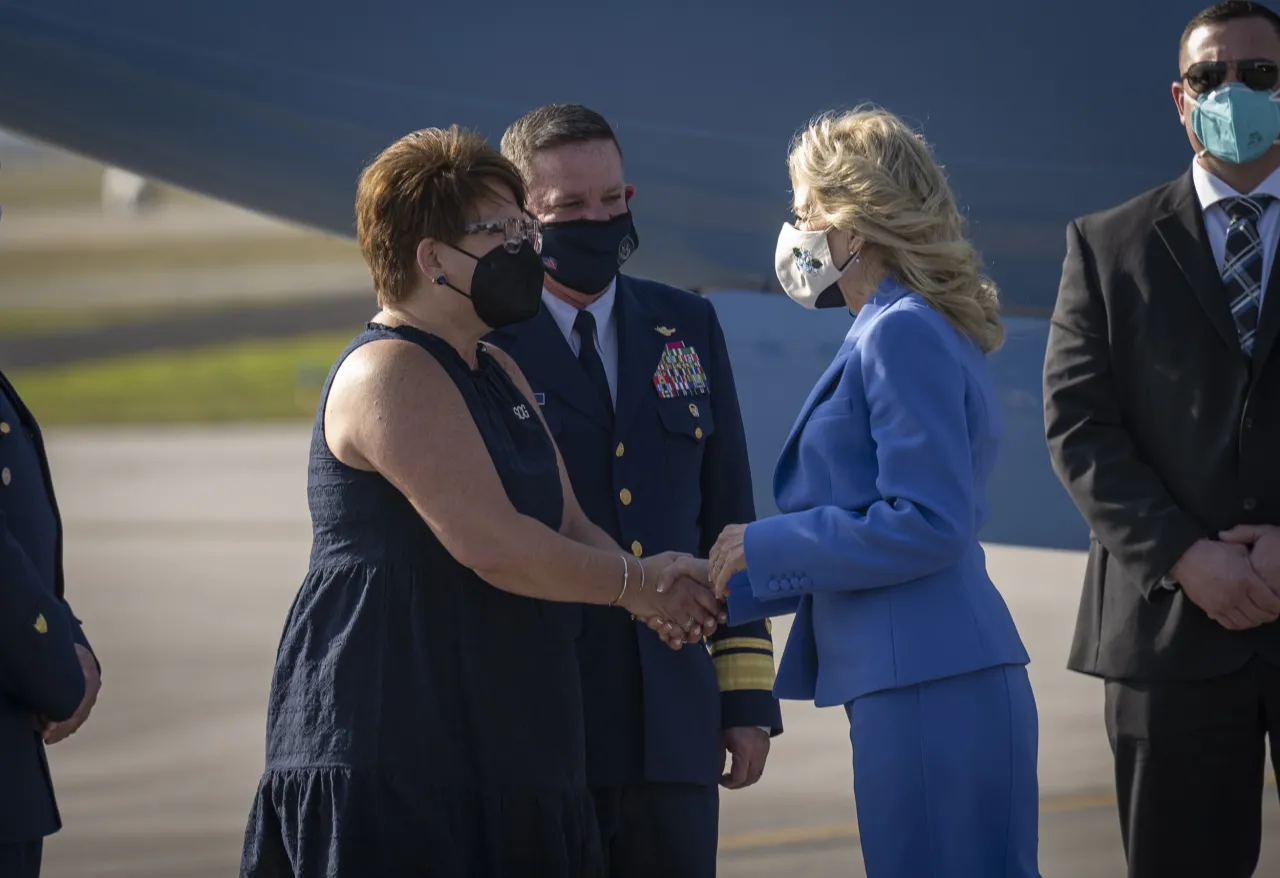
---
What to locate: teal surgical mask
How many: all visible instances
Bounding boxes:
[1190,82,1280,164]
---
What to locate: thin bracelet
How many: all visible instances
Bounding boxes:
[626,558,648,622]
[609,554,630,606]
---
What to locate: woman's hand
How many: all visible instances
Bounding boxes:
[642,614,692,650]
[622,553,724,649]
[709,524,749,598]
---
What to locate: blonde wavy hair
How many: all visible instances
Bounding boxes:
[788,106,1004,353]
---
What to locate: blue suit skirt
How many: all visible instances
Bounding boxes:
[846,664,1041,877]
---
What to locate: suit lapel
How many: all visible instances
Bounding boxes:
[0,370,32,430]
[613,277,666,440]
[0,369,66,599]
[773,281,906,471]
[1154,171,1241,352]
[488,307,613,427]
[775,344,851,469]
[1252,253,1280,371]
[0,369,48,461]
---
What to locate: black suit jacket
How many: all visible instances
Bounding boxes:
[0,369,95,844]
[1044,168,1280,683]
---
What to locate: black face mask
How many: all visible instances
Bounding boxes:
[538,212,640,295]
[442,239,545,329]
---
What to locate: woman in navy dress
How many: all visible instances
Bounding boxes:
[239,126,724,877]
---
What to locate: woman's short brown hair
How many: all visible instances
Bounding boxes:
[355,125,527,307]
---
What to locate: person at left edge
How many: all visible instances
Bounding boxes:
[487,103,782,877]
[0,369,103,878]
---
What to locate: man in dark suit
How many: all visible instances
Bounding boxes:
[488,103,782,877]
[0,369,102,877]
[1043,3,1280,876]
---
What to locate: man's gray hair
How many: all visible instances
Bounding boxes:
[500,103,623,178]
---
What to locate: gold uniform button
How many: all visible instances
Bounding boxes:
[0,421,9,434]
[1,468,9,486]
[695,427,703,439]
[615,442,625,457]
[620,488,632,505]
[631,540,643,556]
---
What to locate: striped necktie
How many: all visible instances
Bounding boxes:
[1220,194,1274,356]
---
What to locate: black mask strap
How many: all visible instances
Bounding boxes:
[813,249,860,310]
[434,243,483,301]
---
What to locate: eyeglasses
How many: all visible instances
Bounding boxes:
[462,216,543,253]
[1183,58,1280,94]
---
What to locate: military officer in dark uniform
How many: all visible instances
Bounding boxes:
[0,369,102,878]
[490,103,783,877]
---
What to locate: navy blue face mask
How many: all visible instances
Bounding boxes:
[538,212,640,295]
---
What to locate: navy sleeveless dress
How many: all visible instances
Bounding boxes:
[240,323,602,877]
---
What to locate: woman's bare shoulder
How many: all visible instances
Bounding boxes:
[333,335,451,401]
[325,335,465,466]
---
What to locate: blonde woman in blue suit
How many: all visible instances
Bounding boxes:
[656,107,1041,877]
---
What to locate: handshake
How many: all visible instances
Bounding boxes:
[619,524,749,651]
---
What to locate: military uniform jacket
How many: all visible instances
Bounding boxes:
[0,369,94,844]
[487,274,782,788]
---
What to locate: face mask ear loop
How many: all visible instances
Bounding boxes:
[435,241,482,301]
[1267,90,1280,150]
[1190,89,1213,161]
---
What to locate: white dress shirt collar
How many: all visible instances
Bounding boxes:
[540,278,618,347]
[1192,159,1280,209]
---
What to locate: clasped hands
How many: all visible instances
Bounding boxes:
[1174,524,1280,630]
[625,524,749,650]
[31,643,100,744]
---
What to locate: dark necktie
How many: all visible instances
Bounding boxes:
[1221,194,1274,356]
[574,309,614,418]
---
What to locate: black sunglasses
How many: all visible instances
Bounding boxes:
[1183,58,1280,94]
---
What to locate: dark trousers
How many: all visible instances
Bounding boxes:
[591,782,719,878]
[0,840,43,878]
[1106,655,1280,878]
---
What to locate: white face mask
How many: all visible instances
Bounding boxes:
[774,222,859,310]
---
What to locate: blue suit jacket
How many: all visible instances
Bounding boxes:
[0,369,95,845]
[726,278,1029,708]
[487,274,782,788]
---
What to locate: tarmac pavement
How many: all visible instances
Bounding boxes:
[32,424,1280,877]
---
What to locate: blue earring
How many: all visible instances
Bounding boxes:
[433,274,447,285]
